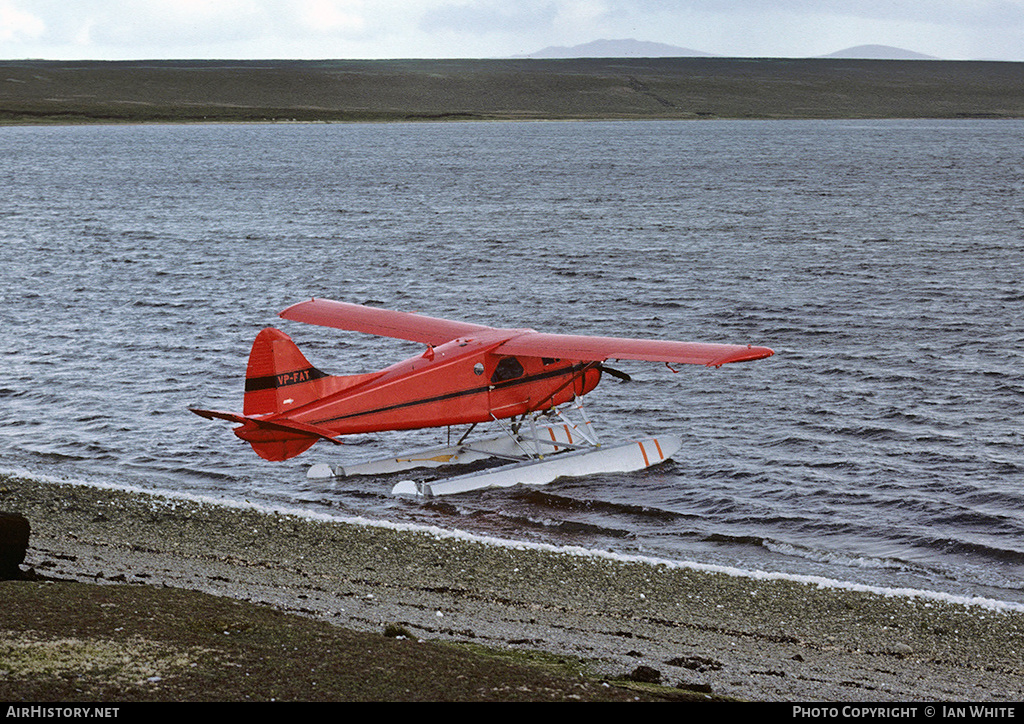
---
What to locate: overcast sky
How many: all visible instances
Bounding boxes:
[2,1,1023,61]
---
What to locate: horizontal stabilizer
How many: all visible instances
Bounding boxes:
[190,408,343,461]
[191,408,343,443]
[190,408,248,425]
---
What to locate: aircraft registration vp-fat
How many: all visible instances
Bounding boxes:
[191,298,773,497]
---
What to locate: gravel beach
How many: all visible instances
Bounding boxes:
[3,474,1023,702]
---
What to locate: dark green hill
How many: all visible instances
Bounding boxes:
[2,57,1023,123]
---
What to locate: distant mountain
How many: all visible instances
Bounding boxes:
[516,39,713,59]
[821,44,938,60]
[516,40,943,61]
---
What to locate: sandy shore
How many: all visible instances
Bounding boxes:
[3,474,1023,702]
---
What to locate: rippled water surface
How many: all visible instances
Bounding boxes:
[1,119,1022,603]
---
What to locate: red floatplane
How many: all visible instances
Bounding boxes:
[191,298,773,496]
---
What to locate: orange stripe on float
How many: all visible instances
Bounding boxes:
[638,441,650,466]
[654,438,664,459]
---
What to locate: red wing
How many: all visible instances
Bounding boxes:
[497,332,774,367]
[279,299,774,366]
[279,298,497,346]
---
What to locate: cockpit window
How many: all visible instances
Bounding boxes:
[491,356,525,383]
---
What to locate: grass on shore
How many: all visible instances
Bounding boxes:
[0,578,715,702]
[2,58,1023,124]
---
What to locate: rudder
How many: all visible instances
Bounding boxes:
[197,327,381,461]
[247,437,319,462]
[243,327,336,416]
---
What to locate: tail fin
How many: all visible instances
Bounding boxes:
[243,327,344,416]
[238,327,356,461]
[193,328,377,462]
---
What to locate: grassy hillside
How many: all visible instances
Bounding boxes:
[1,57,1023,123]
[1,580,692,702]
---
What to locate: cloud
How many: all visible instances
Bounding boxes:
[0,0,1022,60]
[419,1,559,35]
[586,0,1024,58]
[0,1,45,43]
[294,0,368,34]
[0,0,380,57]
[2,0,265,51]
[414,0,1024,58]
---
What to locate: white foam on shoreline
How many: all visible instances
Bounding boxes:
[8,468,1024,615]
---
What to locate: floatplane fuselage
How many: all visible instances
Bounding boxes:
[191,299,773,495]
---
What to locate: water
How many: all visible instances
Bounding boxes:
[1,119,1022,605]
